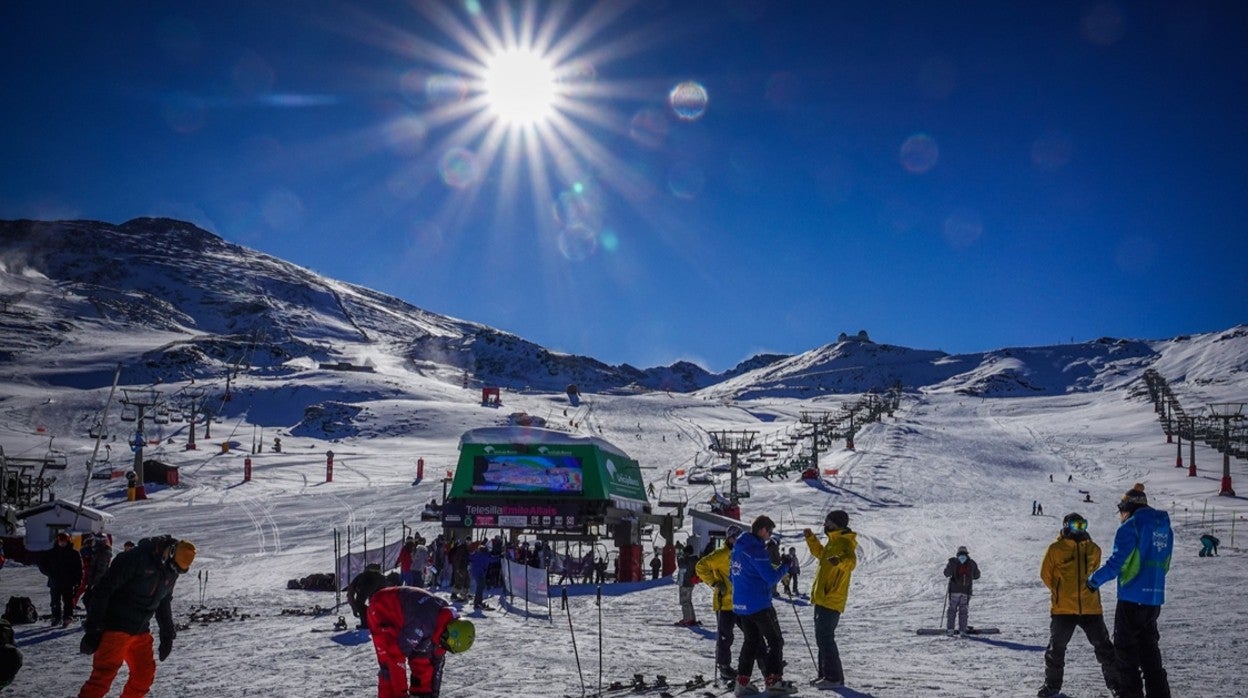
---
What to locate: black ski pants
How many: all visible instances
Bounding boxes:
[50,584,75,623]
[1043,613,1117,692]
[814,606,844,683]
[715,609,737,667]
[737,607,784,680]
[1112,600,1169,698]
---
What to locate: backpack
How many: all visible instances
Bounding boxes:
[2,597,38,625]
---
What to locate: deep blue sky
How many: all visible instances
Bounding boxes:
[3,1,1246,372]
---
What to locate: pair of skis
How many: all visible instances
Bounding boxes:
[568,673,711,698]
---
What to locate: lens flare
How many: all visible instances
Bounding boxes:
[439,147,481,189]
[668,81,709,121]
[629,108,669,150]
[900,133,939,174]
[557,223,598,261]
[667,161,706,199]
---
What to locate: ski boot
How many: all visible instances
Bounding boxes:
[718,664,738,682]
[764,675,798,695]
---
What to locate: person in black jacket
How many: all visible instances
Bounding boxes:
[77,535,195,698]
[348,564,392,630]
[82,534,113,608]
[37,532,82,627]
[943,545,981,636]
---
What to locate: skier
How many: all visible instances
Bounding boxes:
[943,545,981,636]
[77,536,195,698]
[1199,533,1219,557]
[804,510,857,690]
[697,524,743,682]
[782,547,799,597]
[398,537,416,585]
[650,552,663,580]
[1037,513,1119,698]
[82,533,113,608]
[348,563,392,630]
[677,543,700,626]
[37,532,81,627]
[367,586,475,698]
[1088,484,1173,698]
[469,544,493,610]
[729,515,795,696]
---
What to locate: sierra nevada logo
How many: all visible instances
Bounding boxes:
[604,458,642,489]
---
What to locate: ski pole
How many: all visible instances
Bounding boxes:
[939,590,948,630]
[790,600,817,668]
[562,587,584,696]
[596,585,603,697]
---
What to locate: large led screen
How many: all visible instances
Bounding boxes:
[470,454,584,494]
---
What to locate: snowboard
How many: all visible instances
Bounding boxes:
[915,627,1000,636]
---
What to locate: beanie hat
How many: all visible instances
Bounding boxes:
[825,510,849,530]
[956,545,968,555]
[725,524,743,540]
[442,618,475,653]
[751,515,776,535]
[172,540,196,573]
[1118,483,1148,513]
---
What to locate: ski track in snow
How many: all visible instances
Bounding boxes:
[2,390,1246,697]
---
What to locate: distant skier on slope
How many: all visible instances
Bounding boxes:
[367,586,474,698]
[1036,513,1119,698]
[943,545,981,636]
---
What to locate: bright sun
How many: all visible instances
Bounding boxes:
[482,48,558,126]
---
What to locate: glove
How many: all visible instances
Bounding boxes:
[80,629,103,655]
[714,582,727,596]
[158,634,173,661]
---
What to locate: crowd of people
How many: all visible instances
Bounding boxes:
[680,483,1175,697]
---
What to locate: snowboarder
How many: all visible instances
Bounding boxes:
[1199,534,1219,557]
[729,515,795,696]
[697,524,744,682]
[1032,500,1038,516]
[943,545,981,636]
[348,563,392,629]
[1037,513,1119,698]
[37,532,81,627]
[77,536,195,698]
[367,586,475,698]
[677,543,700,626]
[804,510,857,690]
[1037,503,1044,516]
[1088,484,1173,698]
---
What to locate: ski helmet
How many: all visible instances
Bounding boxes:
[1062,513,1088,534]
[442,618,475,653]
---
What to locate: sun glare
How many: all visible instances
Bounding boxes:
[482,48,557,126]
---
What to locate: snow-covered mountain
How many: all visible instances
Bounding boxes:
[1,218,1245,411]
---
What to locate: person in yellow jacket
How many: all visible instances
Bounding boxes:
[803,510,857,690]
[696,524,744,682]
[1037,513,1120,698]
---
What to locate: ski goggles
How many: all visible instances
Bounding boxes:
[1064,518,1088,532]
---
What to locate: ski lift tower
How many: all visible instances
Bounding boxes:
[707,429,759,505]
[120,388,160,500]
[1208,402,1245,496]
[800,411,837,473]
[182,386,207,450]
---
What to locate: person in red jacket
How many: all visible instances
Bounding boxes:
[366,586,475,698]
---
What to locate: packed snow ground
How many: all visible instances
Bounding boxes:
[2,385,1246,698]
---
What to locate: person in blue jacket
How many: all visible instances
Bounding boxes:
[1087,484,1173,698]
[729,515,795,696]
[469,543,494,610]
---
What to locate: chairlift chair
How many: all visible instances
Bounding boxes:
[153,408,170,425]
[657,486,689,509]
[88,421,108,439]
[120,404,139,422]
